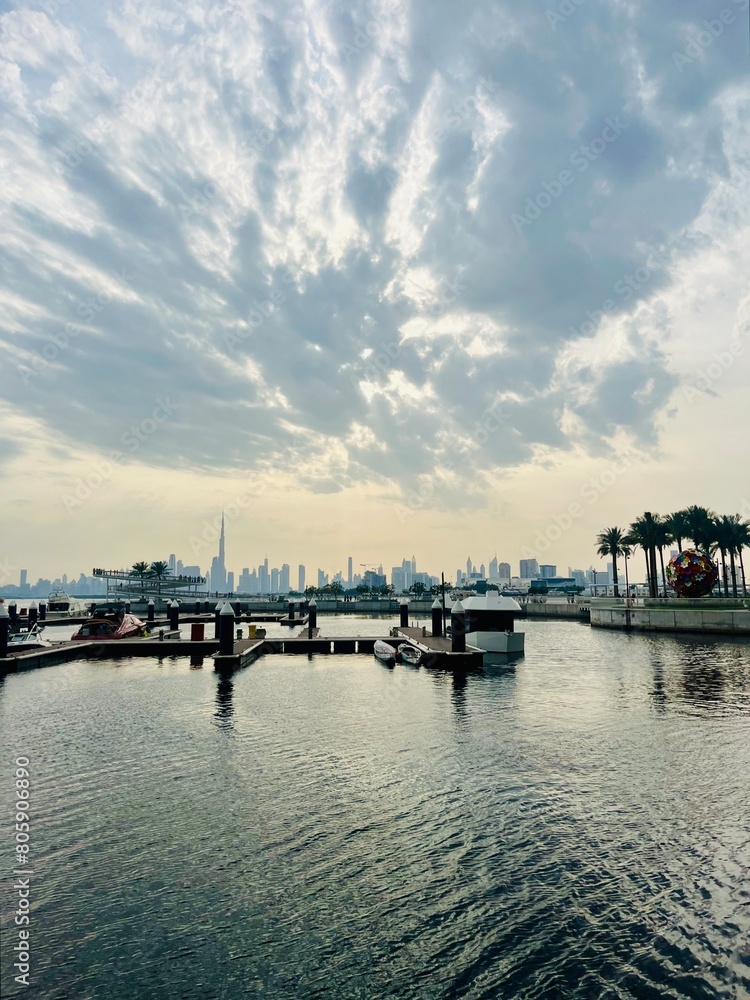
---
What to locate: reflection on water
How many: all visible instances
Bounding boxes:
[0,620,749,999]
[214,670,234,731]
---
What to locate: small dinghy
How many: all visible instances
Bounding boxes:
[373,640,396,664]
[398,644,422,666]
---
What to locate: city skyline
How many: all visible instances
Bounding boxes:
[0,2,748,583]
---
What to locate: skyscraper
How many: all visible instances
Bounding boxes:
[347,556,353,586]
[489,555,498,578]
[280,564,290,594]
[271,568,279,593]
[168,553,176,574]
[298,564,305,592]
[498,562,511,580]
[210,512,227,593]
[519,558,538,578]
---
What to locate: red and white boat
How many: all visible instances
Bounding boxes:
[72,612,147,641]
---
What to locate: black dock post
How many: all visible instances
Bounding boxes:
[400,600,409,628]
[194,600,201,615]
[309,599,317,628]
[29,602,38,626]
[0,604,9,658]
[125,600,131,613]
[8,602,17,624]
[168,601,179,633]
[233,601,241,617]
[431,598,442,637]
[38,602,47,622]
[147,599,155,623]
[219,602,234,656]
[289,600,295,620]
[451,600,466,652]
[203,600,210,614]
[214,602,222,640]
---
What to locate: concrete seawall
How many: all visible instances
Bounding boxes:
[591,604,750,636]
[521,602,590,621]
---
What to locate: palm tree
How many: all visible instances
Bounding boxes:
[627,513,661,598]
[664,510,690,552]
[595,527,627,597]
[130,561,152,594]
[711,517,732,597]
[683,505,715,554]
[149,560,169,598]
[717,514,745,597]
[727,515,750,597]
[621,543,632,598]
[653,517,674,597]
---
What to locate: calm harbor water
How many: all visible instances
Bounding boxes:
[2,618,750,999]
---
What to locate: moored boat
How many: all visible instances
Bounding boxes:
[46,589,84,617]
[7,622,51,652]
[373,639,396,664]
[72,611,146,641]
[398,643,422,666]
[462,591,525,655]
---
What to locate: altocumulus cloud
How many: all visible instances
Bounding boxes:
[0,0,747,498]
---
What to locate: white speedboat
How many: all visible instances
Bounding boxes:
[373,640,396,664]
[462,591,524,655]
[7,622,51,652]
[398,644,421,666]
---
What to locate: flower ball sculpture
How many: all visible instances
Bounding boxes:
[666,549,718,598]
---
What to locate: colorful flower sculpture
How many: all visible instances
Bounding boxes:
[666,549,718,597]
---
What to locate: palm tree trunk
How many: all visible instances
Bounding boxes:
[612,552,619,598]
[740,550,747,597]
[729,551,738,597]
[720,549,729,597]
[658,547,667,597]
[643,550,651,595]
[649,545,659,598]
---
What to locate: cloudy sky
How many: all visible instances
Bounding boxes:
[1,0,749,584]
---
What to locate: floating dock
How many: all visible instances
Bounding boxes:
[392,627,484,669]
[1,628,484,675]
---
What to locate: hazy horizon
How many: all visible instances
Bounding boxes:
[2,1,748,583]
